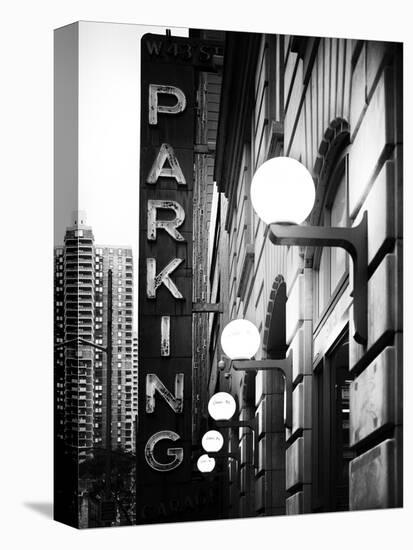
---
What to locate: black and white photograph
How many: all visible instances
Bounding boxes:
[54,20,403,528]
[1,1,411,549]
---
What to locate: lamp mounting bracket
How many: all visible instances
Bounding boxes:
[269,211,368,345]
[231,351,293,430]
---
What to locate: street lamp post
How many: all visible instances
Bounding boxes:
[203,393,257,470]
[214,419,258,467]
[205,157,370,514]
[196,392,243,517]
[220,319,293,429]
[202,390,269,518]
[267,215,368,345]
[230,355,293,430]
[202,430,224,453]
[218,320,292,515]
[250,156,368,345]
[197,454,216,473]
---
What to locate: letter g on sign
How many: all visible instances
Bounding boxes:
[145,430,184,472]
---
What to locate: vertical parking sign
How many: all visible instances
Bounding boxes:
[137,33,195,523]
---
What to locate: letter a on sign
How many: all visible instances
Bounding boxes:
[146,143,186,186]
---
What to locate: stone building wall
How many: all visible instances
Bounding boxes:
[212,32,402,516]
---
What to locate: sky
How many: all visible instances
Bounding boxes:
[55,20,188,246]
[55,21,188,328]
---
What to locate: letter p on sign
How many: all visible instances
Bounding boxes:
[148,84,186,125]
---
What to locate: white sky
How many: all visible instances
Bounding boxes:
[57,21,188,330]
[78,21,188,247]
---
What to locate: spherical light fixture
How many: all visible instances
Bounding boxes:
[202,430,224,453]
[197,454,216,473]
[208,392,236,421]
[250,156,315,225]
[220,319,260,360]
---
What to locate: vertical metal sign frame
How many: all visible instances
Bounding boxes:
[137,33,195,524]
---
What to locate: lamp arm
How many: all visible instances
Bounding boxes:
[269,211,368,345]
[231,351,293,430]
[214,420,258,468]
[269,211,367,263]
[207,451,241,464]
[215,420,253,430]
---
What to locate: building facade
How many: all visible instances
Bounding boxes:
[55,213,96,461]
[208,32,402,516]
[54,212,138,459]
[191,28,224,442]
[95,244,136,453]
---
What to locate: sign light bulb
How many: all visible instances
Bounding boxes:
[208,392,236,421]
[221,319,260,360]
[202,430,224,453]
[251,157,315,225]
[197,454,216,473]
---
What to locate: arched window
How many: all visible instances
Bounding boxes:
[262,275,287,359]
[312,139,355,513]
[314,150,350,324]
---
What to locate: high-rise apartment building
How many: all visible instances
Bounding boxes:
[55,212,95,461]
[94,245,135,453]
[54,212,137,461]
[132,332,139,450]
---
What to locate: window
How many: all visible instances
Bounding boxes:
[330,174,347,289]
[312,333,355,512]
[315,155,349,321]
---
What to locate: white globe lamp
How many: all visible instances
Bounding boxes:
[221,319,260,360]
[197,454,216,473]
[202,430,224,453]
[251,157,315,225]
[208,392,236,421]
